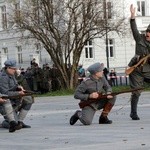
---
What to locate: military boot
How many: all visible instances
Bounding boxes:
[9,121,22,133]
[2,120,9,129]
[130,94,140,120]
[18,121,31,128]
[70,110,81,125]
[99,102,113,124]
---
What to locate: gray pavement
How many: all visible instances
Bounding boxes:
[0,92,150,150]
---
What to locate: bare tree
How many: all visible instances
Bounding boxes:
[8,0,126,89]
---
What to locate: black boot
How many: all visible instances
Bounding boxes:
[18,121,31,128]
[99,102,113,124]
[130,113,140,120]
[2,120,9,129]
[130,94,140,120]
[9,121,22,133]
[70,110,81,125]
[99,116,112,124]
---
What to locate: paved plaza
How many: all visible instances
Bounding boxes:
[0,92,150,150]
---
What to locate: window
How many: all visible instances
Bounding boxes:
[103,1,112,19]
[17,46,23,63]
[84,40,93,59]
[107,2,112,19]
[2,47,8,59]
[3,47,8,54]
[1,5,7,29]
[14,2,21,24]
[106,39,114,58]
[137,1,145,16]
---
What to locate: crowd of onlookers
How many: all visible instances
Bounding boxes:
[12,58,62,94]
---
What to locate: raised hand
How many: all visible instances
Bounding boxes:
[130,4,136,19]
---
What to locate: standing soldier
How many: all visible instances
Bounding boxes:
[25,67,34,91]
[50,64,61,91]
[127,4,150,120]
[41,64,52,93]
[32,64,44,93]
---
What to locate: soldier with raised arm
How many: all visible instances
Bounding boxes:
[127,4,150,120]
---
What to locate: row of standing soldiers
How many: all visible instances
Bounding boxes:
[19,63,61,94]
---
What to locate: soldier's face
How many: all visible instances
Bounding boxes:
[7,67,17,75]
[95,71,103,78]
[146,30,150,42]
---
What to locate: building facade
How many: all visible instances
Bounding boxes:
[78,0,150,72]
[0,0,149,72]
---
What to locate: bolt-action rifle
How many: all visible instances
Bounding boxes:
[125,54,150,75]
[78,88,144,109]
[0,90,38,100]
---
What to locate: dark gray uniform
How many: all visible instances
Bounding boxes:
[73,76,116,125]
[0,69,33,124]
[128,19,150,120]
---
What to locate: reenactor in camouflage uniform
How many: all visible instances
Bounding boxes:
[50,64,61,91]
[41,64,52,93]
[24,67,34,91]
[32,64,44,93]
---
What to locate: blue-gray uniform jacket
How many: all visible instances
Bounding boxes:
[0,69,20,96]
[129,19,150,72]
[74,75,112,101]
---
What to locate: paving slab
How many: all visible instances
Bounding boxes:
[0,92,150,150]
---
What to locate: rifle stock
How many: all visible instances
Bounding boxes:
[0,91,37,100]
[78,88,144,109]
[125,54,150,75]
[125,67,136,75]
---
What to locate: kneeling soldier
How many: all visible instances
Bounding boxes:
[70,62,116,125]
[0,59,34,132]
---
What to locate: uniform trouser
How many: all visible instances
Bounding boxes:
[78,97,116,125]
[4,96,34,122]
[129,67,150,115]
[0,100,16,122]
[14,96,34,122]
[1,96,34,129]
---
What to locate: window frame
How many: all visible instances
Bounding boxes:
[106,38,115,58]
[17,46,23,64]
[1,5,7,29]
[84,40,94,59]
[137,0,146,16]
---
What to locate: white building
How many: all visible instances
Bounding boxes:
[0,0,149,72]
[78,0,150,72]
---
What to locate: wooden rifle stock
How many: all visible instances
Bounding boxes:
[0,91,37,100]
[125,54,150,75]
[78,88,144,109]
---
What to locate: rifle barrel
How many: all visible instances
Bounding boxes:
[0,92,35,100]
[78,88,144,109]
